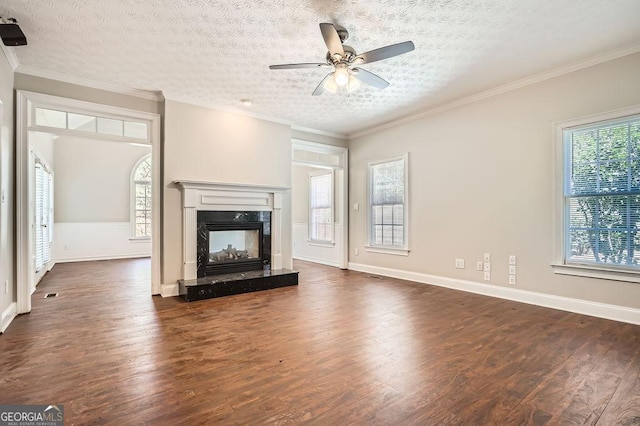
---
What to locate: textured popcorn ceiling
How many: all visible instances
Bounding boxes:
[2,0,640,136]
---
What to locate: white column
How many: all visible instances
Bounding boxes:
[183,206,198,280]
[272,192,283,270]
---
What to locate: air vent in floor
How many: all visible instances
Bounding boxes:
[44,293,58,298]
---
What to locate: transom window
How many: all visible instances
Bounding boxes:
[563,114,640,271]
[35,107,148,140]
[132,155,152,238]
[367,153,409,254]
[309,171,333,242]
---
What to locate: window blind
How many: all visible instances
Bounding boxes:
[565,115,640,268]
[309,173,332,241]
[35,162,53,271]
[370,158,405,247]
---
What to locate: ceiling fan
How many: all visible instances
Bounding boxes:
[269,23,415,96]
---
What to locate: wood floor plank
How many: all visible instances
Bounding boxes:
[1,258,639,424]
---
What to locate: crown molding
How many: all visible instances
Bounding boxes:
[164,93,344,138]
[165,93,295,127]
[0,44,20,71]
[348,41,640,139]
[14,65,164,102]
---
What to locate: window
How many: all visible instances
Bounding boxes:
[556,110,640,280]
[367,153,409,255]
[35,160,53,271]
[309,171,333,242]
[132,155,152,238]
[34,107,148,140]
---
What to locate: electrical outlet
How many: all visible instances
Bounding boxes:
[4,280,8,294]
[353,203,359,211]
[483,252,491,262]
[476,261,483,271]
[509,265,516,275]
[483,271,491,281]
[455,259,465,269]
[355,248,359,256]
[509,275,516,285]
[509,255,517,265]
[483,262,491,272]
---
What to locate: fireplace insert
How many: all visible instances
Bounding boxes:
[197,211,271,277]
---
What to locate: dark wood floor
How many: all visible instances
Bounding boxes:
[1,259,639,425]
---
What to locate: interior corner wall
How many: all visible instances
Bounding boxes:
[0,49,15,325]
[162,100,293,285]
[52,136,152,262]
[292,164,342,267]
[348,52,640,310]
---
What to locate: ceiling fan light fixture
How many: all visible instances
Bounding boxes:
[333,66,350,87]
[348,75,361,92]
[323,77,338,93]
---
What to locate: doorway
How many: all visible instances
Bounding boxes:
[16,91,161,314]
[291,140,348,269]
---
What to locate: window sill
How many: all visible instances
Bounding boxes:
[307,240,335,248]
[364,245,410,256]
[551,263,640,284]
[129,236,151,243]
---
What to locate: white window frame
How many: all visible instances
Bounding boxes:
[130,153,152,240]
[552,105,640,283]
[308,170,334,245]
[366,153,410,256]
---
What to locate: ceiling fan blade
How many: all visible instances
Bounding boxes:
[319,23,344,57]
[312,73,334,96]
[352,68,390,89]
[269,63,331,70]
[357,41,415,64]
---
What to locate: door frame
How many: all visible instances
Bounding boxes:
[292,139,348,269]
[15,90,161,314]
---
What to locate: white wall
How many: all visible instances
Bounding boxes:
[291,129,348,148]
[163,100,293,284]
[30,132,55,169]
[54,135,150,222]
[0,48,15,332]
[53,135,151,261]
[349,52,640,313]
[292,164,342,267]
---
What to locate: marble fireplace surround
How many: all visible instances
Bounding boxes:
[165,180,289,297]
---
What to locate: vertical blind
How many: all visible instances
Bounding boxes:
[565,115,640,268]
[370,158,405,247]
[35,161,53,271]
[309,172,333,241]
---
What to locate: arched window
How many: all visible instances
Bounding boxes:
[131,154,151,238]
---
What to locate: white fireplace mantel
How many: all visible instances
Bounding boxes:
[173,180,290,285]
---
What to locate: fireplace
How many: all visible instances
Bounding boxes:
[173,180,298,302]
[197,211,271,277]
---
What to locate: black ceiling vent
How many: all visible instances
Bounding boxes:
[0,18,27,46]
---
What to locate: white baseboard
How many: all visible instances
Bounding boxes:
[56,254,151,263]
[1,302,17,333]
[293,255,340,268]
[161,283,179,298]
[348,262,640,325]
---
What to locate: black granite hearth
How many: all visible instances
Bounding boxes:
[178,269,298,302]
